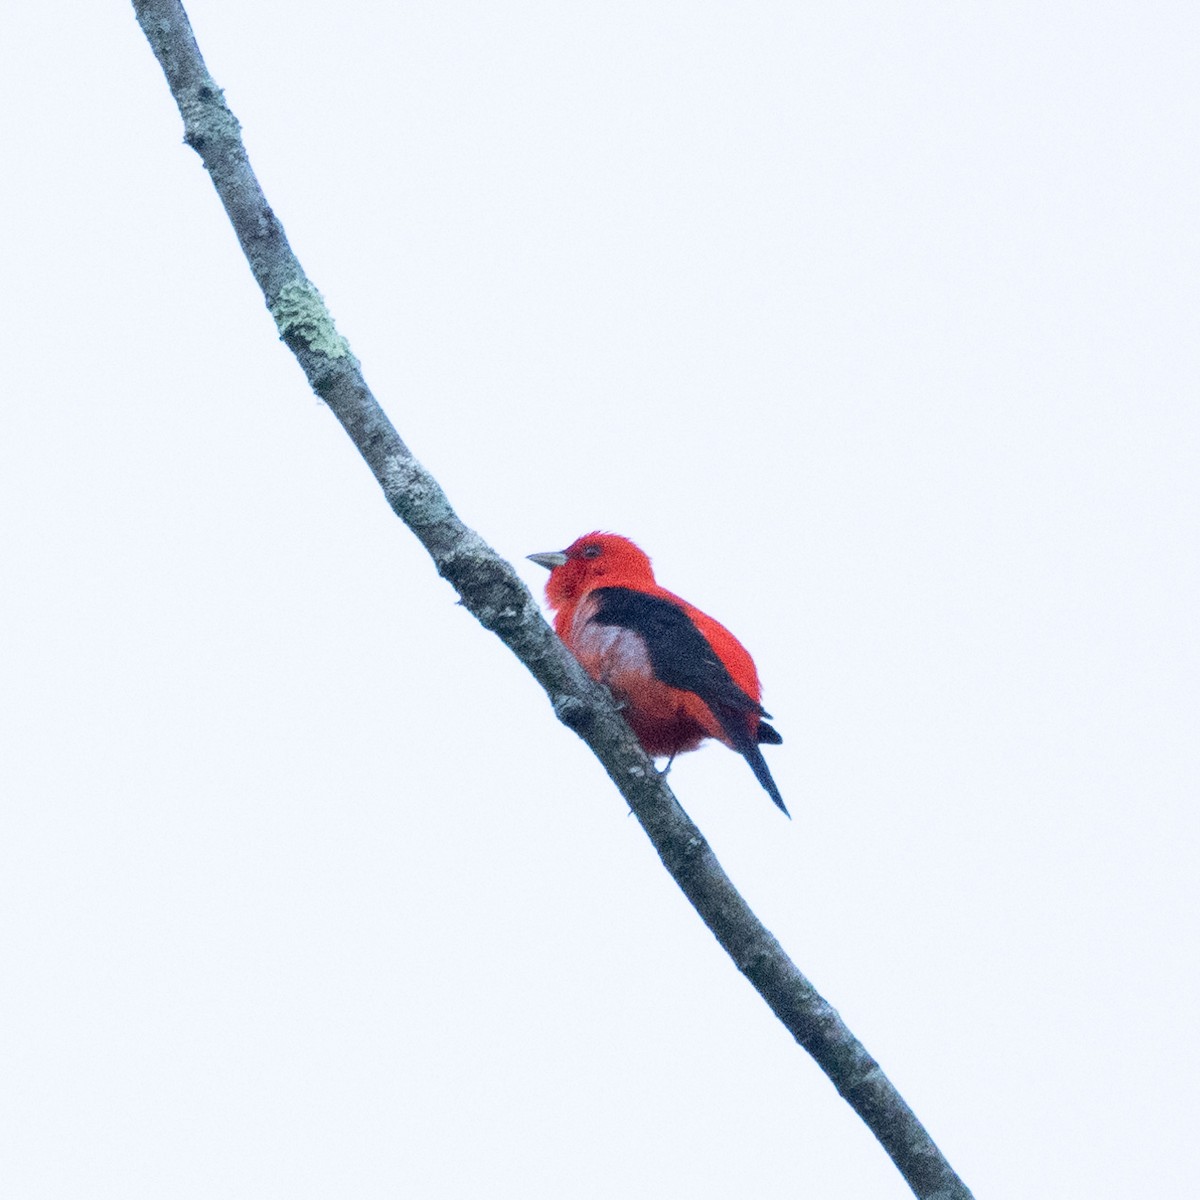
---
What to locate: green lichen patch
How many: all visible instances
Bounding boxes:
[270,279,355,361]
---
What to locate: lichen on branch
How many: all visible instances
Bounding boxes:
[270,279,355,361]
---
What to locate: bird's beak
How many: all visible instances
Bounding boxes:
[527,550,568,570]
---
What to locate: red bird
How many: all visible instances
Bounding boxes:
[529,533,787,816]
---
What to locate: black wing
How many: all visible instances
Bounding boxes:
[590,587,788,816]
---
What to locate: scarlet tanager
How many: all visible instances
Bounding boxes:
[529,533,787,816]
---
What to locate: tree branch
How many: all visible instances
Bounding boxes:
[130,4,973,1196]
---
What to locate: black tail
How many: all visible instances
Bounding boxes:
[742,743,790,818]
[710,704,789,818]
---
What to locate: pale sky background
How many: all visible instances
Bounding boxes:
[2,3,1197,1197]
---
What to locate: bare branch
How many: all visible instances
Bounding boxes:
[130,4,973,1196]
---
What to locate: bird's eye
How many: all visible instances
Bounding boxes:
[582,545,602,559]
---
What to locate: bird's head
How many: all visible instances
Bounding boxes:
[528,532,656,607]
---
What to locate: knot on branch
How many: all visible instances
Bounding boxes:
[179,83,240,154]
[553,694,594,733]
